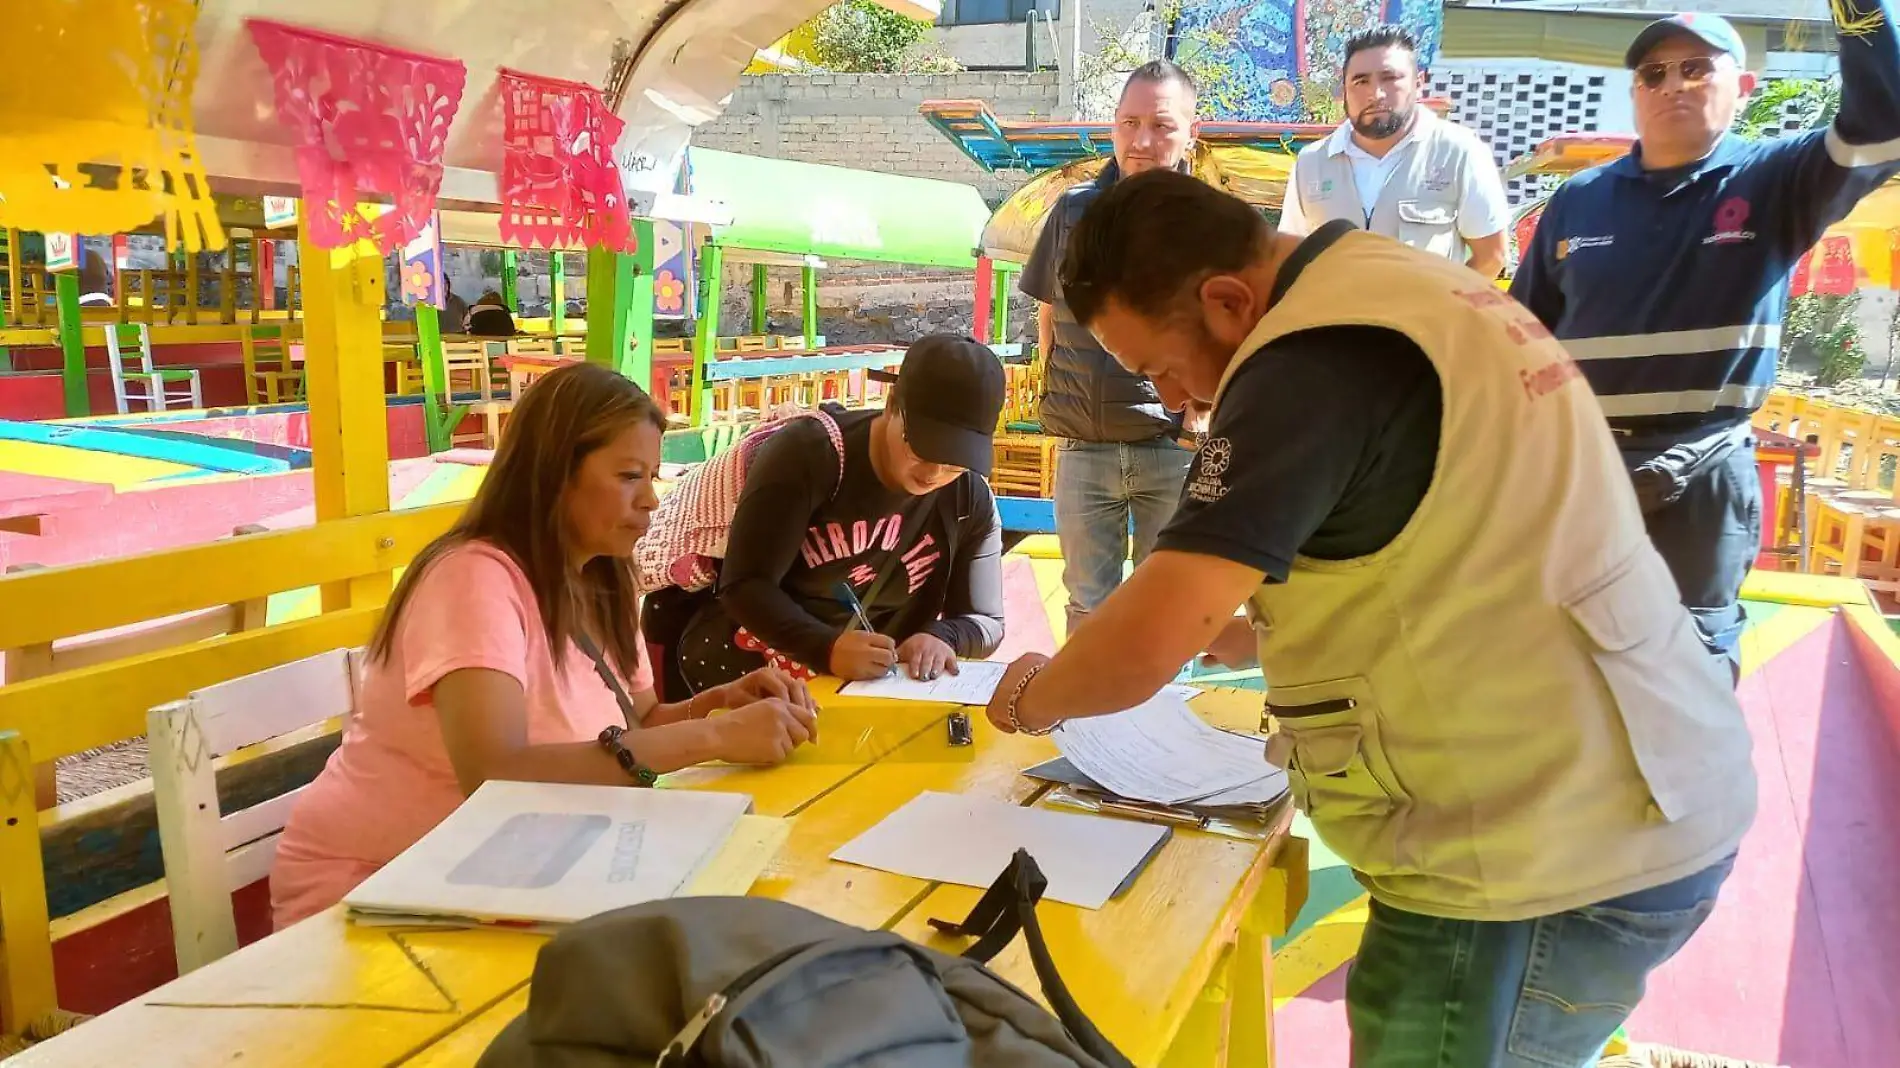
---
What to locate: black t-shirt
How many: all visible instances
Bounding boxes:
[716,408,1006,670]
[1154,324,1443,580]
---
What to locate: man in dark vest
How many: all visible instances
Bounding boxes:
[1020,59,1200,635]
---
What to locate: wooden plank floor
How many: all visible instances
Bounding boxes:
[1627,613,1900,1066]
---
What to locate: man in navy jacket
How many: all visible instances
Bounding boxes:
[1512,7,1900,676]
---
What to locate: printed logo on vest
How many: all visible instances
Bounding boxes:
[1555,235,1614,260]
[1703,196,1757,246]
[1187,438,1232,504]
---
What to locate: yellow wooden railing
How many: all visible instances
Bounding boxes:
[0,503,464,1031]
[0,215,428,1035]
[0,506,458,758]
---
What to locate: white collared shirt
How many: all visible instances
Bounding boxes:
[1279,109,1512,240]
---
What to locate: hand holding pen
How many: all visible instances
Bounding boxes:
[829,581,898,680]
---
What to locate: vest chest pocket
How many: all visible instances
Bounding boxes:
[1564,553,1751,823]
[1266,678,1419,875]
[1395,200,1460,259]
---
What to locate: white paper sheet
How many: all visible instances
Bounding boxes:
[837,659,1009,704]
[343,781,751,927]
[830,790,1169,909]
[1054,694,1277,806]
[1192,768,1291,807]
[840,666,1210,709]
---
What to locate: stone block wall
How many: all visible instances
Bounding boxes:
[719,261,1038,349]
[692,72,1060,203]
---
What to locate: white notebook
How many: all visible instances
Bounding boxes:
[343,781,753,930]
[830,790,1171,910]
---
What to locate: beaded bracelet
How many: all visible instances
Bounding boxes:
[598,725,659,787]
[1005,662,1057,736]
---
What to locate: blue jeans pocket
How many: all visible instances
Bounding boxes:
[1505,898,1717,1067]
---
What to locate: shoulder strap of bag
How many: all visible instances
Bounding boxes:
[574,632,641,730]
[928,849,1134,1068]
[811,406,846,497]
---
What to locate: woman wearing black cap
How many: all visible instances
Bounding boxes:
[659,334,1008,691]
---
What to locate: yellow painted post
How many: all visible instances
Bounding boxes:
[184,253,200,325]
[297,211,393,611]
[0,731,57,1034]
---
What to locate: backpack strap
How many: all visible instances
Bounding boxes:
[928,849,1134,1068]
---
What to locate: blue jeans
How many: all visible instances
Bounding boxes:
[1627,429,1761,680]
[1052,438,1193,634]
[1346,855,1736,1067]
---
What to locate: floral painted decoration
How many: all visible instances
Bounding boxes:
[654,269,686,314]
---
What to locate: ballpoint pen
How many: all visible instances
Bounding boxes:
[834,581,897,676]
[834,580,877,633]
[1094,798,1209,830]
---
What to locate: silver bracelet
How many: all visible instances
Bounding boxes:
[1005,662,1057,736]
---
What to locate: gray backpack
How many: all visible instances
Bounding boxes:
[479,850,1133,1068]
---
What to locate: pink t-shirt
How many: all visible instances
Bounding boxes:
[270,540,651,928]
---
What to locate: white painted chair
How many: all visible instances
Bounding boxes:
[103,322,203,413]
[148,646,364,973]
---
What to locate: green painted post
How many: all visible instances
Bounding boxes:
[500,249,518,312]
[750,263,768,335]
[550,252,566,337]
[55,271,86,416]
[626,221,656,390]
[992,264,1013,344]
[584,245,633,373]
[691,243,725,426]
[801,262,818,350]
[414,303,451,453]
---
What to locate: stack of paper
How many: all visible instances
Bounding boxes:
[343,781,755,931]
[1051,693,1288,810]
[830,790,1170,909]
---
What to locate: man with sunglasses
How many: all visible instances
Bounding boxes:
[1512,7,1900,680]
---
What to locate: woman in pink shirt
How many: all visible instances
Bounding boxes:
[271,363,818,928]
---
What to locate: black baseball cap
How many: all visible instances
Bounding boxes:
[883,334,1005,476]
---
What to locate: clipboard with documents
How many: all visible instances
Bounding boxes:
[1027,692,1291,839]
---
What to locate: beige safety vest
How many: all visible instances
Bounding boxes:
[1223,232,1757,921]
[1290,110,1483,262]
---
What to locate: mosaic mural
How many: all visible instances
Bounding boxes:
[1175,0,1445,123]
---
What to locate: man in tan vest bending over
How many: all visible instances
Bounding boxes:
[985,170,1755,1067]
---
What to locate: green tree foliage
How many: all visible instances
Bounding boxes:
[1787,292,1867,386]
[1078,1,1240,119]
[1733,77,1840,141]
[809,0,959,74]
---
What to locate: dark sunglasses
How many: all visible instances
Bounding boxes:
[1635,55,1722,91]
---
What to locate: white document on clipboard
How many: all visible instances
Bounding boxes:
[1054,692,1274,806]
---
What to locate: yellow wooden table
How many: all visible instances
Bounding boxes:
[15,686,1303,1067]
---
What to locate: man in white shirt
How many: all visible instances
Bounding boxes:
[1281,24,1513,279]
